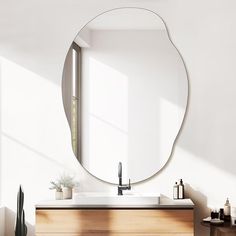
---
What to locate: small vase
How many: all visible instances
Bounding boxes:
[55,191,63,200]
[62,187,72,199]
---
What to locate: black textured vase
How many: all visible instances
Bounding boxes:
[15,185,27,236]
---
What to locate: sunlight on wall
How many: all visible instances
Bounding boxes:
[0,56,79,226]
[175,147,236,209]
[1,57,70,159]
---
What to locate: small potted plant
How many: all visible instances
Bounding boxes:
[58,173,75,199]
[49,181,63,200]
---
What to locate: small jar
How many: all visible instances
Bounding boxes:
[211,209,219,219]
[219,208,224,220]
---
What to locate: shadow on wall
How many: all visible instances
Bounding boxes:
[5,208,34,236]
[0,207,5,236]
[185,183,210,236]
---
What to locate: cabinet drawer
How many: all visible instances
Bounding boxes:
[37,234,193,236]
[36,209,193,234]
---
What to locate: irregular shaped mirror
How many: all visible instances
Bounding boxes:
[62,8,188,184]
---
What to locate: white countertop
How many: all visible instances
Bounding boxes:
[36,196,194,209]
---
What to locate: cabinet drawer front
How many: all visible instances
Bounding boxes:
[36,209,193,234]
[37,234,193,236]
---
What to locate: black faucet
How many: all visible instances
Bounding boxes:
[118,162,131,195]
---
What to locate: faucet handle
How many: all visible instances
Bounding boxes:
[128,179,131,189]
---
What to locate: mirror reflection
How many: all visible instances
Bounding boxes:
[62,8,188,184]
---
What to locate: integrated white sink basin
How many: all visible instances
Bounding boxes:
[36,194,194,209]
[73,192,160,206]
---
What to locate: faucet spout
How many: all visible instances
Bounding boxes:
[118,162,131,195]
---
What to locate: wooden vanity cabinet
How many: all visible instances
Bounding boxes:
[36,208,194,236]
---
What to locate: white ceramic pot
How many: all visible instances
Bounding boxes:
[55,191,63,200]
[62,187,72,199]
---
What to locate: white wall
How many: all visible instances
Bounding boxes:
[0,54,2,236]
[1,1,236,236]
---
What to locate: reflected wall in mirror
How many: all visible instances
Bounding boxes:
[62,8,188,184]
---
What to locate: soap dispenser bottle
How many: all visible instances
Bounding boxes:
[178,179,184,199]
[224,198,231,221]
[173,182,179,200]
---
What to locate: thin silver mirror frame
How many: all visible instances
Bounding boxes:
[62,7,189,185]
